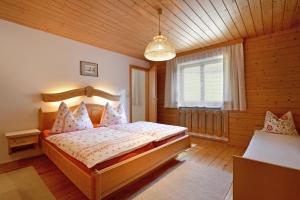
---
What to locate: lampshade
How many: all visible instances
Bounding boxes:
[144,8,176,61]
[144,34,176,61]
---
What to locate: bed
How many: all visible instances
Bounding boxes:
[233,130,300,200]
[39,86,191,200]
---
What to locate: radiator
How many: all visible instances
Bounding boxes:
[178,108,229,141]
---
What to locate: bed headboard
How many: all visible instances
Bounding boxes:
[39,86,120,131]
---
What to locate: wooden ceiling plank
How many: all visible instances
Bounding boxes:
[103,0,191,49]
[71,0,183,53]
[172,0,232,42]
[93,0,161,40]
[248,0,265,35]
[129,0,202,46]
[22,1,147,57]
[123,6,193,48]
[1,0,300,58]
[261,0,273,34]
[145,0,209,45]
[67,0,150,46]
[119,0,195,51]
[222,0,249,37]
[183,0,235,40]
[0,1,74,36]
[292,0,300,27]
[295,0,300,25]
[0,0,205,56]
[159,0,215,42]
[63,0,183,52]
[43,0,143,43]
[43,1,147,51]
[139,1,209,51]
[169,0,224,42]
[0,5,49,30]
[77,0,195,53]
[48,1,109,33]
[1,10,143,58]
[207,0,243,38]
[0,0,24,12]
[106,0,172,40]
[272,0,286,31]
[235,0,257,37]
[282,0,298,29]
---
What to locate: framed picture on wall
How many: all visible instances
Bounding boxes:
[80,61,98,77]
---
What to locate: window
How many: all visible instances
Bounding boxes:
[178,56,223,108]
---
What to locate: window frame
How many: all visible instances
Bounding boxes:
[178,56,223,108]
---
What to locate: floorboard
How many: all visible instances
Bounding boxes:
[0,136,245,200]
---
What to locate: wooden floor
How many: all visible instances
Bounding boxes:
[0,137,245,200]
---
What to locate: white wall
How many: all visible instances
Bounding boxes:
[0,20,149,164]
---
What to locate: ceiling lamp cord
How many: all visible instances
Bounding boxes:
[158,8,161,35]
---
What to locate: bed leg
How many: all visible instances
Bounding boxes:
[91,172,102,200]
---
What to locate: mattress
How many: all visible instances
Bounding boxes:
[243,130,300,170]
[108,121,187,142]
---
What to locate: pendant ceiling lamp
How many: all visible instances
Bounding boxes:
[144,8,176,61]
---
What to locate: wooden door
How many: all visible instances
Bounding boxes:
[148,64,157,122]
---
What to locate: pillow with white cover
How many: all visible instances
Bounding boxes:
[51,102,68,133]
[262,111,298,135]
[100,102,127,127]
[51,102,93,133]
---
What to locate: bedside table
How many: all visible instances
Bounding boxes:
[5,129,41,154]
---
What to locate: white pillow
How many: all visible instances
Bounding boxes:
[51,102,93,133]
[262,111,298,135]
[100,102,127,127]
[51,102,68,133]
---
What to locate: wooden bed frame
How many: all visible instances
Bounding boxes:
[39,86,191,200]
[233,153,300,199]
[233,156,300,200]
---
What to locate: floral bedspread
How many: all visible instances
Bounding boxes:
[46,127,153,168]
[109,121,187,141]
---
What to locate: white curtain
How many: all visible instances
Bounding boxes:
[164,58,178,108]
[222,43,246,111]
[164,48,222,108]
[132,70,141,105]
[164,42,246,111]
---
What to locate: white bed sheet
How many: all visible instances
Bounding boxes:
[243,130,300,170]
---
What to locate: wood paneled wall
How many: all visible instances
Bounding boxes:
[157,28,300,147]
[157,62,179,125]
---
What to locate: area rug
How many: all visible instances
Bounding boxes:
[131,162,232,200]
[0,166,55,200]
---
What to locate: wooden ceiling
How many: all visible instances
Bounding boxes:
[1,0,300,59]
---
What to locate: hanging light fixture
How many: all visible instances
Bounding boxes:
[144,8,176,61]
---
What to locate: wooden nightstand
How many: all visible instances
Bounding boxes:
[5,129,41,154]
